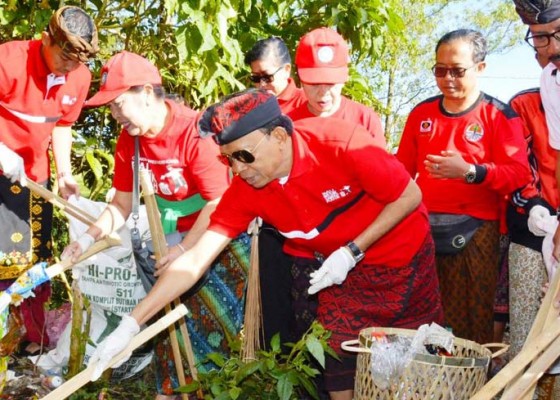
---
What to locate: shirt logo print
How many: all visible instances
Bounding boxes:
[322,185,352,203]
[420,119,432,133]
[465,123,484,142]
[62,95,77,105]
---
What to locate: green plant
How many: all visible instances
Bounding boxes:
[180,321,337,400]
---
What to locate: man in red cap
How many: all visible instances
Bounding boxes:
[289,27,386,149]
[86,88,443,400]
[0,5,98,351]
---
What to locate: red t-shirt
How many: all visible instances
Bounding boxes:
[396,93,531,220]
[209,117,429,267]
[277,78,306,115]
[509,88,559,211]
[288,96,386,149]
[0,40,91,181]
[113,100,230,232]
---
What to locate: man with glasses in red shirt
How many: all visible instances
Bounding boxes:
[244,37,307,351]
[396,29,530,346]
[88,89,444,400]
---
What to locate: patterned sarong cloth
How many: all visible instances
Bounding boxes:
[0,177,52,345]
[436,220,500,345]
[494,234,510,321]
[154,233,250,395]
[292,234,444,392]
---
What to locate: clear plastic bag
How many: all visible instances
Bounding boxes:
[369,335,413,390]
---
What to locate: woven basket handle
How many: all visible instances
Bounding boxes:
[482,342,509,359]
[340,339,371,354]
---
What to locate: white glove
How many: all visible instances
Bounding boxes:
[88,314,140,381]
[308,247,356,295]
[61,233,95,261]
[528,205,551,237]
[0,143,26,185]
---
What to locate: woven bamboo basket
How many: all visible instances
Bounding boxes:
[341,327,507,400]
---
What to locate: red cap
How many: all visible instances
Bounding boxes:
[86,51,162,107]
[295,27,350,84]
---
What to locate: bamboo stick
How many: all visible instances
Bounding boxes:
[26,179,96,225]
[40,304,188,400]
[501,334,560,399]
[139,169,197,399]
[503,260,560,399]
[471,318,560,400]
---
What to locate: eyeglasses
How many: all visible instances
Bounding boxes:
[248,66,283,84]
[525,27,560,49]
[432,64,477,78]
[218,134,268,167]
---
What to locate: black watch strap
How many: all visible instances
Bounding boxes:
[346,241,365,262]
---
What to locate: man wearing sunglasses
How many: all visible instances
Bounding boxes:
[396,29,530,347]
[90,88,444,400]
[289,27,386,149]
[244,37,306,353]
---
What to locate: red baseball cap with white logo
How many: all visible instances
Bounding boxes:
[295,27,350,84]
[86,51,162,107]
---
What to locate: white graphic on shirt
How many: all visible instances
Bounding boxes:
[322,185,352,203]
[62,95,77,105]
[158,166,187,195]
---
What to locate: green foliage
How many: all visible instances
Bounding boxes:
[179,321,336,400]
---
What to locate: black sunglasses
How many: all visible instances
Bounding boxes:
[218,134,268,167]
[248,66,283,84]
[432,64,477,78]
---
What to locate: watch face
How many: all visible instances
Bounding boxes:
[465,172,476,183]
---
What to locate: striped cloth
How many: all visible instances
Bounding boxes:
[154,232,250,395]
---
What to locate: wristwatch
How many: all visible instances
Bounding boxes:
[464,164,476,184]
[346,241,365,263]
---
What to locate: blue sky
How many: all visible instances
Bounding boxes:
[479,43,542,102]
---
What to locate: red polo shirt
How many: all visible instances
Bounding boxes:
[277,78,306,115]
[509,88,559,210]
[209,117,429,267]
[288,96,386,149]
[113,100,229,232]
[396,93,531,221]
[0,40,91,181]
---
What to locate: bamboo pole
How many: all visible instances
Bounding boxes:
[471,318,560,400]
[41,304,188,400]
[503,260,560,399]
[26,179,96,226]
[139,169,198,399]
[501,334,560,399]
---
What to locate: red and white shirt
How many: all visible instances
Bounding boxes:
[397,93,531,221]
[288,96,386,149]
[113,100,229,232]
[0,40,91,181]
[209,117,429,267]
